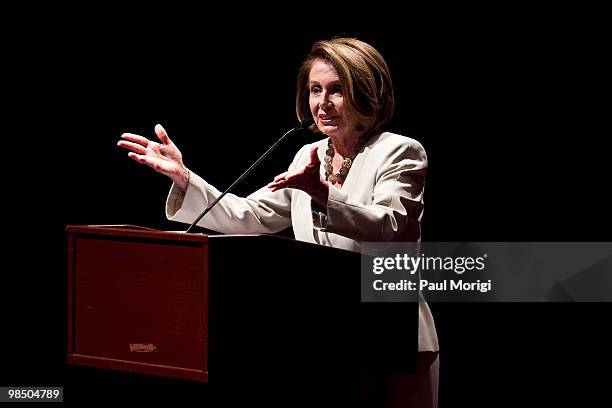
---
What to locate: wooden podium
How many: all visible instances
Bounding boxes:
[66,225,417,388]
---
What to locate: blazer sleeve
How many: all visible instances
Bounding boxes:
[165,144,310,234]
[314,139,427,242]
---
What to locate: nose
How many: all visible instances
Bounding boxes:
[319,92,333,109]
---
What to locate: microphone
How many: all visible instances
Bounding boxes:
[185,117,314,233]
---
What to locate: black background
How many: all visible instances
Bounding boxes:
[2,1,610,405]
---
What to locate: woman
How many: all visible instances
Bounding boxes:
[118,37,439,407]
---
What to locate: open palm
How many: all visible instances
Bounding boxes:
[267,144,329,207]
[117,124,189,191]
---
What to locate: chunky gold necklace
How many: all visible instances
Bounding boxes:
[323,137,367,183]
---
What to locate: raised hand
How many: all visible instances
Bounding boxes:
[267,144,329,207]
[117,124,190,192]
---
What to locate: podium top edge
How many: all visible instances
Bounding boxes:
[65,225,361,256]
[64,225,286,244]
[65,225,212,243]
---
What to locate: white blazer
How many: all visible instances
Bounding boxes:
[166,131,438,352]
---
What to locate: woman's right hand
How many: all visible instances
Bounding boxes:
[117,124,190,192]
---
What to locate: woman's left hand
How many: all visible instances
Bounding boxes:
[267,144,329,207]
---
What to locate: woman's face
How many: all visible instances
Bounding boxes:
[308,59,359,140]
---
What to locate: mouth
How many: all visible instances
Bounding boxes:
[319,114,338,124]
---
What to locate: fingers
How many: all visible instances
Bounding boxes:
[127,152,159,171]
[269,177,307,192]
[267,179,285,191]
[268,171,290,191]
[155,124,172,145]
[274,171,288,182]
[117,140,147,155]
[267,171,289,191]
[127,152,147,165]
[309,144,320,164]
[120,133,151,147]
[267,182,283,192]
[268,170,308,192]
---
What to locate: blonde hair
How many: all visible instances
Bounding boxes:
[296,38,395,136]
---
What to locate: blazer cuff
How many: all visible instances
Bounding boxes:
[166,183,186,218]
[165,171,212,222]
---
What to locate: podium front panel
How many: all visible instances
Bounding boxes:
[67,226,209,382]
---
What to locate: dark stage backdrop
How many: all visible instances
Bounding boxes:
[3,2,610,406]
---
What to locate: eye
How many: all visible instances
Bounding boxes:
[330,84,342,95]
[310,85,322,95]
